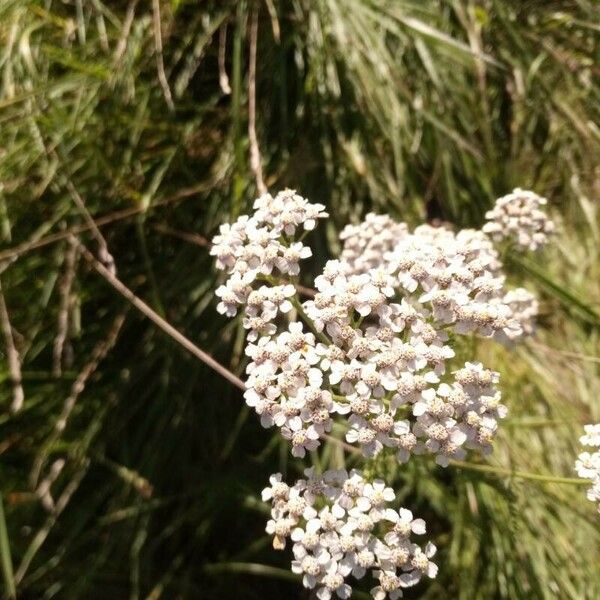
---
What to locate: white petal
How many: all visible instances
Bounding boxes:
[399,508,413,522]
[371,587,386,600]
[316,586,331,600]
[411,519,426,535]
[399,571,421,588]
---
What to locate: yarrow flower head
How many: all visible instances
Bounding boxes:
[264,469,437,599]
[575,424,600,513]
[211,187,557,595]
[482,188,555,251]
[208,189,554,466]
[210,189,327,338]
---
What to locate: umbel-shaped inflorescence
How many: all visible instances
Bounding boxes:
[263,468,437,600]
[482,188,555,251]
[211,189,553,464]
[211,188,554,597]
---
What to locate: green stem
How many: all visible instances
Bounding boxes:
[230,0,247,218]
[290,296,331,345]
[204,561,299,582]
[0,493,16,599]
[449,460,588,485]
[503,418,577,428]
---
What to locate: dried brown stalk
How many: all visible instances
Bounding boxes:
[152,0,175,111]
[218,24,232,94]
[248,5,266,195]
[152,223,209,247]
[113,0,139,65]
[76,240,351,456]
[76,240,246,391]
[0,276,24,413]
[65,180,115,274]
[52,239,79,376]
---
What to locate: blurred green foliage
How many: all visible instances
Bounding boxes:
[0,1,599,598]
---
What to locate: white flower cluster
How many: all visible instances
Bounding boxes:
[482,188,555,251]
[340,214,409,275]
[211,188,556,595]
[210,189,327,339]
[212,192,532,465]
[575,424,600,513]
[502,288,539,337]
[264,468,437,599]
[339,220,536,344]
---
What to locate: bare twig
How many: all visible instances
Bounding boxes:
[218,24,232,94]
[36,459,66,513]
[152,0,175,111]
[65,180,115,274]
[113,0,139,65]
[76,241,246,391]
[0,182,209,265]
[0,277,24,413]
[76,242,352,455]
[152,223,208,247]
[248,5,266,195]
[52,239,79,377]
[264,0,280,43]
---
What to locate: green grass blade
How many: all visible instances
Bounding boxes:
[0,493,16,599]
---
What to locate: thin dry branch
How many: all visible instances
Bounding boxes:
[248,5,266,195]
[113,0,139,65]
[76,240,246,391]
[0,276,24,413]
[65,180,115,274]
[0,182,209,264]
[76,242,352,455]
[152,223,209,246]
[218,24,232,94]
[52,239,79,376]
[152,0,175,111]
[294,283,316,298]
[36,459,66,513]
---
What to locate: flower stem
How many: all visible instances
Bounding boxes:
[290,296,331,345]
[448,459,588,485]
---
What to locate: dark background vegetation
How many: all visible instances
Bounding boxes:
[0,1,599,598]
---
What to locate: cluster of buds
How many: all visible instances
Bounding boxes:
[482,188,555,251]
[575,424,600,513]
[264,469,437,599]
